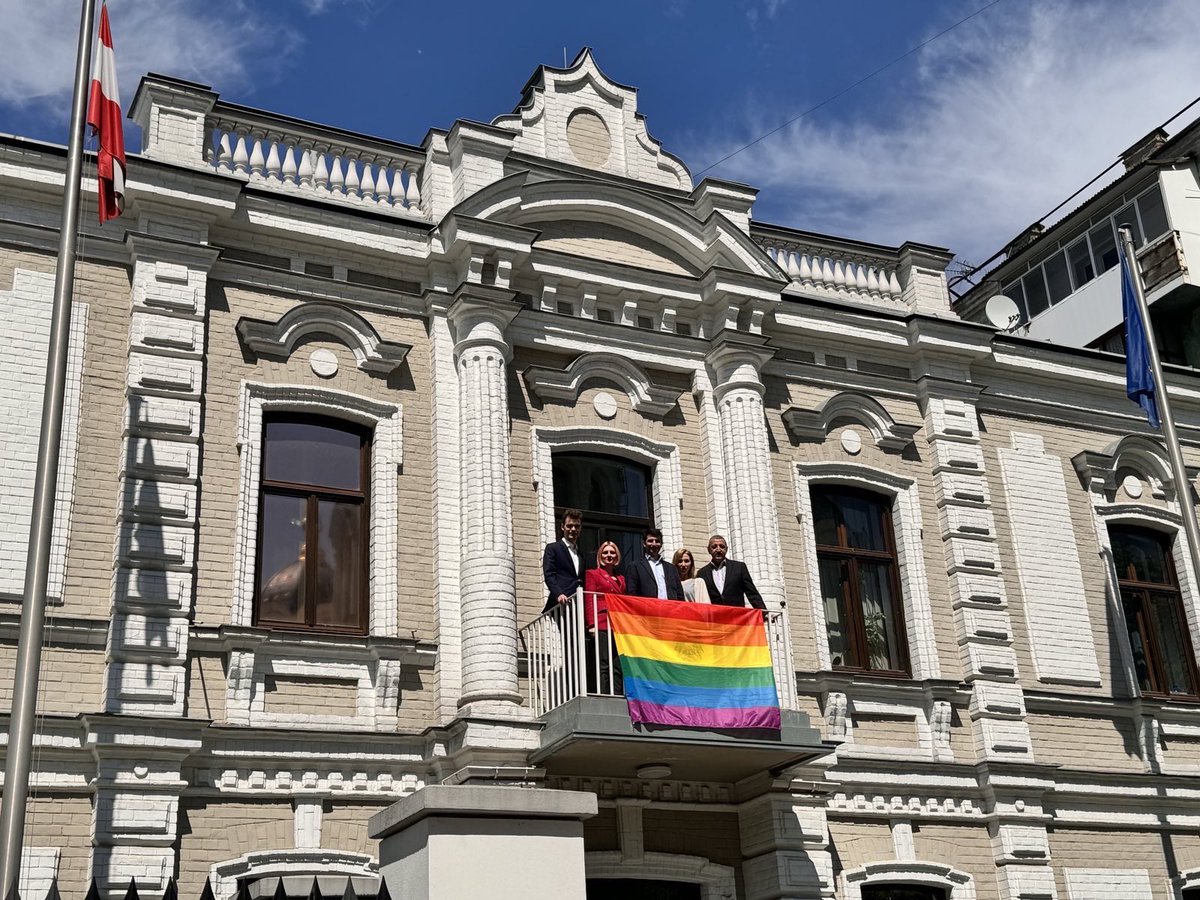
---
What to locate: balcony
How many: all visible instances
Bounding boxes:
[519,593,831,782]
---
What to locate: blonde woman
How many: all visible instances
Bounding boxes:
[672,548,710,603]
[583,541,625,694]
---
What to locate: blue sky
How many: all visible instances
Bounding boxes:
[3,0,1200,264]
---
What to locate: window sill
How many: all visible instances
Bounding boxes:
[797,669,968,703]
[190,623,437,667]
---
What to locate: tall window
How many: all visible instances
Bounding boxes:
[256,415,370,633]
[862,886,947,900]
[553,452,653,565]
[1110,526,1199,698]
[812,487,909,674]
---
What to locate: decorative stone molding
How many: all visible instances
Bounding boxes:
[237,302,411,375]
[784,391,919,451]
[492,48,692,190]
[1073,433,1198,501]
[522,351,682,418]
[231,382,403,635]
[706,334,786,605]
[530,426,684,552]
[210,850,378,900]
[449,290,526,713]
[793,462,939,680]
[586,852,735,900]
[0,269,87,604]
[843,861,976,900]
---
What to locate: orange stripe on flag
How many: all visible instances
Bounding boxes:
[607,610,766,647]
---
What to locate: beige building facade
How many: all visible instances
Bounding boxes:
[3,50,1200,900]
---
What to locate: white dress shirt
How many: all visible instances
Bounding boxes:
[562,538,580,576]
[647,555,668,599]
[711,563,727,594]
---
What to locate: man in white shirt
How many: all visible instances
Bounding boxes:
[697,534,765,609]
[542,509,584,612]
[625,527,684,601]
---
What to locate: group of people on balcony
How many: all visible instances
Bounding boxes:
[541,508,766,694]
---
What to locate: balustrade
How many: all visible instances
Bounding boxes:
[765,243,904,302]
[520,591,795,717]
[205,104,426,219]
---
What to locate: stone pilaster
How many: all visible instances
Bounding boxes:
[706,333,784,604]
[104,231,218,717]
[738,771,836,900]
[449,287,525,713]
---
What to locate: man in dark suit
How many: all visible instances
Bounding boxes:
[697,534,765,609]
[624,527,685,601]
[542,508,584,613]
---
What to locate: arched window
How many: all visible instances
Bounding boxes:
[1110,526,1199,698]
[553,452,653,565]
[255,414,371,634]
[862,886,947,900]
[811,486,909,674]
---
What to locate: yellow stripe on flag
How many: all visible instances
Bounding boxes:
[614,631,773,669]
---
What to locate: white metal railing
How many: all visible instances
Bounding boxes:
[520,590,796,717]
[204,102,427,219]
[763,242,904,303]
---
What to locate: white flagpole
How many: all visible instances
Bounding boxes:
[1119,225,1200,588]
[0,0,97,894]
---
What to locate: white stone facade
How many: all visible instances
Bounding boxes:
[3,48,1200,900]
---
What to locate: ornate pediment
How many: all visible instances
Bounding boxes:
[522,352,681,418]
[492,49,691,190]
[236,302,411,376]
[783,391,919,452]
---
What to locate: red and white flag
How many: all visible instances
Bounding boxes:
[86,3,125,223]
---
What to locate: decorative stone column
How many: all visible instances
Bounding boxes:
[706,333,785,604]
[449,288,525,713]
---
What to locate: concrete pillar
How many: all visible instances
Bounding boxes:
[706,333,785,604]
[449,289,525,713]
[369,785,597,900]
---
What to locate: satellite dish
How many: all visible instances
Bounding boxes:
[985,294,1021,330]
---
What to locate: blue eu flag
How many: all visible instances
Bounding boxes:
[1121,242,1160,429]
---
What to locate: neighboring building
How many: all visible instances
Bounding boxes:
[5,49,1200,900]
[955,117,1200,364]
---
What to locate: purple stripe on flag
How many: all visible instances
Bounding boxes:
[627,699,781,730]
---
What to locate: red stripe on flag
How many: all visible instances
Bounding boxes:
[86,4,125,224]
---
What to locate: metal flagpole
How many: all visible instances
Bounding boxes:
[0,0,98,894]
[1119,225,1200,587]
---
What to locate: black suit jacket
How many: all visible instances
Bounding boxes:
[697,559,765,609]
[542,540,582,612]
[624,556,685,601]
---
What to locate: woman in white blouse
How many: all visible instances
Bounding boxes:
[672,548,710,603]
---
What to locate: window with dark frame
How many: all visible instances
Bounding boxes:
[1110,526,1200,699]
[255,415,371,634]
[552,452,654,567]
[811,486,910,675]
[861,885,948,900]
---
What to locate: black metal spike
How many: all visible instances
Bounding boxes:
[43,878,60,900]
[198,879,215,900]
[304,877,322,900]
[271,878,287,900]
[123,881,140,900]
[83,878,101,900]
[234,882,251,900]
[339,879,357,900]
[162,878,178,900]
[374,878,391,900]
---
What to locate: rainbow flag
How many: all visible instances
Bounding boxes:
[605,594,780,730]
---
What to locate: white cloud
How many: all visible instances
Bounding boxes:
[0,0,301,118]
[693,0,1200,265]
